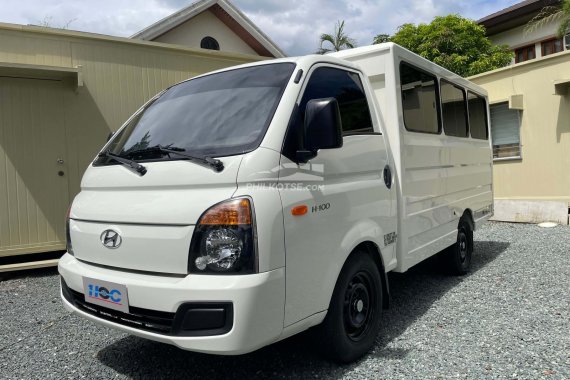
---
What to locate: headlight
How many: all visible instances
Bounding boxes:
[65,205,74,256]
[189,197,257,274]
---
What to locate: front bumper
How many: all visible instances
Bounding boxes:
[58,253,285,355]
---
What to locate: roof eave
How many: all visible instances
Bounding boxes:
[477,0,561,35]
[130,0,213,40]
[218,0,286,58]
[130,0,285,58]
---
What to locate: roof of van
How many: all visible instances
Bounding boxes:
[331,43,488,96]
[170,53,359,85]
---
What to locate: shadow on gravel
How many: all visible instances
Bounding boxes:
[97,240,509,379]
[372,240,509,360]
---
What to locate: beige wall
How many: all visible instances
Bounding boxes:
[489,21,561,51]
[469,51,570,218]
[153,10,258,56]
[0,23,262,256]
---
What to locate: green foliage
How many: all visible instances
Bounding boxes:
[525,0,570,38]
[317,20,357,54]
[372,34,391,44]
[384,14,513,76]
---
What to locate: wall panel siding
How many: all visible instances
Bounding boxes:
[0,30,72,67]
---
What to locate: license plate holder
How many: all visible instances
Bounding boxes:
[82,277,129,314]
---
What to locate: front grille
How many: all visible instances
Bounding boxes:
[61,279,175,335]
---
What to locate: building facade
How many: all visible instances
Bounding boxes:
[472,0,570,224]
[479,0,568,64]
[131,0,285,58]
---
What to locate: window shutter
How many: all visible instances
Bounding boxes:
[490,103,520,145]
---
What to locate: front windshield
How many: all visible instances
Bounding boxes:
[98,63,295,162]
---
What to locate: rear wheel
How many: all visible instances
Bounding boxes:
[445,219,473,275]
[317,251,382,363]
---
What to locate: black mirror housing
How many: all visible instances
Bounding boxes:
[304,98,343,152]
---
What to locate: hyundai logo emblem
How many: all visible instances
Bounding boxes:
[100,229,122,249]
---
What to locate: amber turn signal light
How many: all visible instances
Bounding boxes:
[199,198,252,225]
[291,205,308,216]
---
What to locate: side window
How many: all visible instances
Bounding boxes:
[298,67,374,135]
[440,80,468,138]
[400,62,440,134]
[467,92,489,140]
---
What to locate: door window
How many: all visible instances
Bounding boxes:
[283,66,374,159]
[299,67,374,135]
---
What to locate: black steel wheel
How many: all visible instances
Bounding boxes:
[317,251,383,363]
[344,271,375,341]
[445,219,473,275]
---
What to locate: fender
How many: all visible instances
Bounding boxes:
[319,219,391,317]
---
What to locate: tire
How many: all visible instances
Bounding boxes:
[317,251,383,363]
[445,219,473,275]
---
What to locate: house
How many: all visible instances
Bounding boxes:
[469,0,570,224]
[478,0,568,64]
[131,0,285,58]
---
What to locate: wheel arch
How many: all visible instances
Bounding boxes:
[461,209,475,231]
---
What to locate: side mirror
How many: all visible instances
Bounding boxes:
[107,131,115,142]
[296,98,343,163]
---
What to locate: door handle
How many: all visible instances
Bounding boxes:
[57,158,65,165]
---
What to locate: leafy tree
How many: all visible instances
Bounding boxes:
[372,34,391,44]
[382,14,512,76]
[525,0,570,38]
[317,20,357,54]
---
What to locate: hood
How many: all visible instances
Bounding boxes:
[71,156,242,225]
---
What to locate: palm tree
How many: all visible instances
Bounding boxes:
[525,0,570,38]
[317,20,357,54]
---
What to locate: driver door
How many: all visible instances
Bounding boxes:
[278,65,396,326]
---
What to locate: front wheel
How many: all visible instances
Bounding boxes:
[317,251,383,363]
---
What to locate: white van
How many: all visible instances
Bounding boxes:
[59,43,493,363]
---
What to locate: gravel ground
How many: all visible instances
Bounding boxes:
[0,221,568,379]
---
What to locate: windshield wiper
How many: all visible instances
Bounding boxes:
[125,145,224,172]
[98,150,147,176]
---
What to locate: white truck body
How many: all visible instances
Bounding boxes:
[59,43,493,360]
[332,45,493,272]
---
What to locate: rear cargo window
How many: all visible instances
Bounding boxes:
[400,62,440,134]
[441,80,468,138]
[467,92,489,140]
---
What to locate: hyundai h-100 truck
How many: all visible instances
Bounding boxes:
[59,43,493,362]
